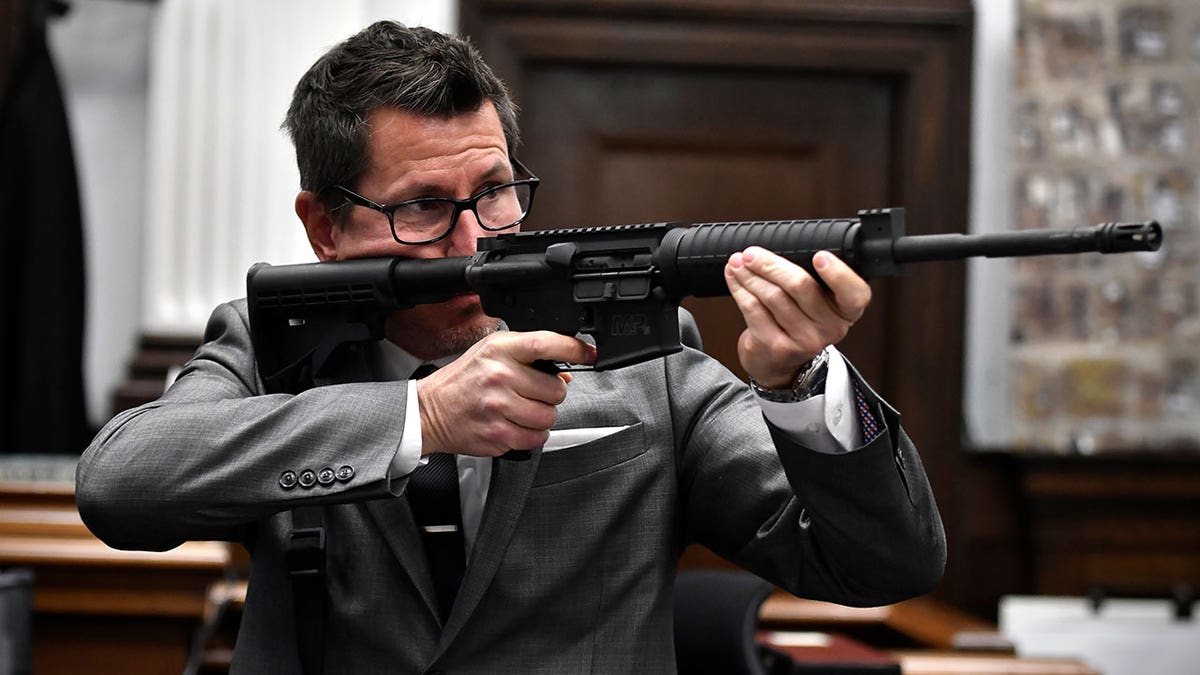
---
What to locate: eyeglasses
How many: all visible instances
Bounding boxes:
[326,158,539,246]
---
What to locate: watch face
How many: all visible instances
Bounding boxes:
[795,350,830,395]
[801,364,829,396]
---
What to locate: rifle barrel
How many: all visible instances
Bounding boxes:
[890,221,1162,263]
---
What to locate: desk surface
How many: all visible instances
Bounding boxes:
[758,630,1100,675]
[890,650,1101,675]
[760,630,901,673]
[761,591,1015,652]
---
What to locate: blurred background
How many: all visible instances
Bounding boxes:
[2,1,1198,674]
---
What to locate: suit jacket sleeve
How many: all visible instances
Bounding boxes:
[668,342,946,607]
[76,300,408,551]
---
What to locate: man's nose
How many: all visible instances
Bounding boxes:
[448,209,487,255]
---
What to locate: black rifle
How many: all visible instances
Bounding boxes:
[246,208,1161,396]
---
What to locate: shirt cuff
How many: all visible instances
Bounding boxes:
[389,379,426,478]
[756,345,864,454]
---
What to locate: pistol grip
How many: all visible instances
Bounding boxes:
[500,359,560,462]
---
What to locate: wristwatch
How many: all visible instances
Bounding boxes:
[748,349,830,403]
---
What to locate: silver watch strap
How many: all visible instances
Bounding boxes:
[748,349,830,402]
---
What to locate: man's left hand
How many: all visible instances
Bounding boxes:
[724,246,871,389]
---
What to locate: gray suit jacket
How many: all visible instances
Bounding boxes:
[77,300,945,674]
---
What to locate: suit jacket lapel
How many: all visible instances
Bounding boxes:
[327,341,443,620]
[362,497,442,620]
[435,449,541,652]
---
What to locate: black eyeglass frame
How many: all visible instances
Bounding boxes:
[325,158,540,246]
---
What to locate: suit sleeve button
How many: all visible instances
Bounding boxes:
[298,469,318,488]
[279,470,298,490]
[317,467,336,486]
[335,465,355,482]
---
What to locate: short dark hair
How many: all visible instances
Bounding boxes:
[283,21,520,199]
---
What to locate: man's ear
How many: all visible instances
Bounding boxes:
[296,191,339,261]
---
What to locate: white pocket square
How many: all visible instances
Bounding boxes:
[543,425,632,453]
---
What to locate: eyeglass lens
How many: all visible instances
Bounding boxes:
[392,183,532,243]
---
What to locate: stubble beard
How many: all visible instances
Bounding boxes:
[384,301,501,360]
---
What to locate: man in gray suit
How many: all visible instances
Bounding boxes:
[77,21,945,675]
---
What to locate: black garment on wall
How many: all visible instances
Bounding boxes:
[0,1,89,454]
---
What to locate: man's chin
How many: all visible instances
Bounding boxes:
[430,319,501,356]
[385,310,500,360]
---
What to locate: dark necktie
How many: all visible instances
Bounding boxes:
[406,364,465,621]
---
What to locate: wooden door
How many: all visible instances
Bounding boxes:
[518,64,893,381]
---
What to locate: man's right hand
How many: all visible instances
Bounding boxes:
[416,331,597,457]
